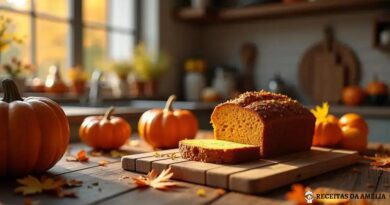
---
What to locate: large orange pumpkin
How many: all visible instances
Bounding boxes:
[0,79,69,177]
[339,113,368,152]
[311,103,343,147]
[341,86,366,106]
[138,95,198,149]
[79,107,131,150]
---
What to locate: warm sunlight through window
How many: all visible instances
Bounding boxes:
[36,19,69,78]
[1,10,31,65]
[35,0,69,18]
[0,0,137,79]
[84,28,107,74]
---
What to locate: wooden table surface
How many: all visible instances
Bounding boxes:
[0,133,389,205]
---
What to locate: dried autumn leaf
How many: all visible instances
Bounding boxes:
[196,188,206,197]
[65,156,78,162]
[64,179,83,187]
[15,176,63,195]
[110,150,127,158]
[15,176,45,195]
[90,150,103,157]
[24,198,40,205]
[153,152,161,157]
[132,167,177,190]
[365,155,390,168]
[215,188,226,196]
[66,150,89,162]
[55,188,77,198]
[119,175,129,180]
[77,150,89,162]
[99,160,108,166]
[285,184,308,205]
[168,153,179,160]
[15,176,82,198]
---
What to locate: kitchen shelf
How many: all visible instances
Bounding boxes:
[174,0,389,23]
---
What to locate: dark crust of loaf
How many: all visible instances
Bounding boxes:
[221,90,315,122]
[179,142,260,164]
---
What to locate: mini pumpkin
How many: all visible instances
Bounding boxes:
[311,103,343,147]
[0,79,69,177]
[366,75,388,105]
[339,113,368,152]
[79,107,131,150]
[341,86,366,106]
[138,95,198,149]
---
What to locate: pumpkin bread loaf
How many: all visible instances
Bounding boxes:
[179,139,260,164]
[211,91,315,158]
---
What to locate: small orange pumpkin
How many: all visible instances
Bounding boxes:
[366,75,388,105]
[311,103,343,147]
[367,75,388,96]
[79,107,131,150]
[339,113,368,152]
[138,95,198,149]
[339,113,368,136]
[341,86,366,106]
[0,79,69,177]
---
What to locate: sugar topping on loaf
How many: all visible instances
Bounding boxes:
[223,90,312,121]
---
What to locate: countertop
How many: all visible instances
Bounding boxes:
[0,132,389,205]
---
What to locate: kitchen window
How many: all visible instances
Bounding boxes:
[0,0,138,78]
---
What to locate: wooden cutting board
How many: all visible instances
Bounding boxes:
[122,147,358,194]
[299,26,360,103]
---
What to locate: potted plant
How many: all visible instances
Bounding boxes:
[2,57,33,94]
[68,65,88,95]
[133,42,169,96]
[0,16,26,92]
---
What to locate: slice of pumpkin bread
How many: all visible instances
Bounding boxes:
[179,139,260,164]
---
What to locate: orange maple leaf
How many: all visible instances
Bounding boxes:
[15,176,81,198]
[89,150,103,157]
[63,179,83,187]
[132,167,177,190]
[66,150,89,162]
[98,160,108,166]
[285,184,308,205]
[15,176,63,195]
[24,198,40,205]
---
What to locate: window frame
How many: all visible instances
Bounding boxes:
[0,0,140,71]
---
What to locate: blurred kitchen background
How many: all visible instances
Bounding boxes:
[0,0,389,142]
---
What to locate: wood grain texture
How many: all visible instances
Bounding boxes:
[122,149,178,171]
[121,147,358,194]
[212,192,293,205]
[206,147,333,189]
[96,183,223,205]
[229,149,358,194]
[299,35,360,103]
[0,141,388,205]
